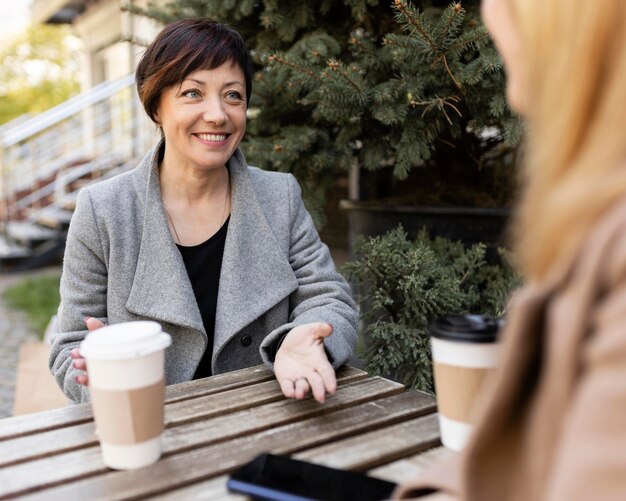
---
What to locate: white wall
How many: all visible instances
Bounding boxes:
[72,0,164,90]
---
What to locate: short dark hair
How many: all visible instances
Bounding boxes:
[136,19,252,123]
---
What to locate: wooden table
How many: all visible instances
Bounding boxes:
[0,365,451,500]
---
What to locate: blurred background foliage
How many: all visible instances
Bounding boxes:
[343,226,521,391]
[0,24,80,126]
[4,273,61,338]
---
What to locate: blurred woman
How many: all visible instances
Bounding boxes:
[50,19,358,405]
[396,0,626,498]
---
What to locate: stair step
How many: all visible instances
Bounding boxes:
[56,192,78,210]
[30,206,74,229]
[71,178,92,190]
[0,234,31,260]
[7,221,61,246]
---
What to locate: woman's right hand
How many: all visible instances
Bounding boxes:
[70,317,105,386]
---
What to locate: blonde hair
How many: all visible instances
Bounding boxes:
[507,0,626,280]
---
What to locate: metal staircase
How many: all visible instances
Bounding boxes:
[0,74,157,271]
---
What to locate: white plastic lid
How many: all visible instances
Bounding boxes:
[80,321,172,361]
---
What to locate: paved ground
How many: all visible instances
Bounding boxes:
[0,266,62,418]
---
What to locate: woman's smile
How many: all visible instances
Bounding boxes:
[195,133,229,144]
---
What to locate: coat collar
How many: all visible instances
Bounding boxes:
[125,141,298,350]
[125,141,204,333]
[214,148,299,349]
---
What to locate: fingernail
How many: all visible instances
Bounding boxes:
[84,316,90,322]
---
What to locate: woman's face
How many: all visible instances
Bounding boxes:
[481,0,527,114]
[155,62,247,173]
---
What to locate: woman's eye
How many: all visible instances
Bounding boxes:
[183,89,201,99]
[226,91,244,101]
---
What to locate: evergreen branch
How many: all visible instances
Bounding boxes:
[365,262,400,322]
[250,88,272,104]
[411,95,462,125]
[268,54,323,82]
[457,251,482,287]
[441,53,463,91]
[450,26,489,53]
[384,35,420,52]
[440,2,463,44]
[392,1,461,90]
[121,35,150,48]
[393,0,439,56]
[121,3,172,24]
[436,136,457,149]
[327,60,362,95]
[349,34,374,56]
[349,35,365,51]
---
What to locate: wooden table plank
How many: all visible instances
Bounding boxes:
[12,391,435,500]
[368,446,455,483]
[0,367,369,468]
[152,414,440,501]
[164,364,275,403]
[293,413,441,470]
[0,405,93,443]
[164,365,366,404]
[0,377,408,499]
[0,421,96,468]
[150,476,244,501]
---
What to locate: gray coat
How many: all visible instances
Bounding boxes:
[50,142,359,403]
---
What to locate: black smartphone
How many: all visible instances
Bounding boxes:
[227,453,397,501]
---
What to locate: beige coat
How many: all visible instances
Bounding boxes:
[397,199,626,500]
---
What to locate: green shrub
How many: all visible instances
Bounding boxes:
[4,273,61,338]
[342,226,521,392]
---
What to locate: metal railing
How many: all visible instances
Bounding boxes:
[0,74,158,222]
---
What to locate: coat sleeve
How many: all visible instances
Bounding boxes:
[260,174,359,368]
[542,232,626,500]
[49,189,109,403]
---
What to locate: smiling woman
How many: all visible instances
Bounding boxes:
[49,19,358,406]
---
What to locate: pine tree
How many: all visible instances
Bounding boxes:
[127,0,520,224]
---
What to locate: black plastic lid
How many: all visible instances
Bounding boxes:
[429,314,502,343]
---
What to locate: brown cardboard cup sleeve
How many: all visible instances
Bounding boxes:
[433,363,493,423]
[90,379,165,445]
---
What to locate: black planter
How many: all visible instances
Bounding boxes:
[339,199,512,251]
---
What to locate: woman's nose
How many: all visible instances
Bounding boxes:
[201,97,227,124]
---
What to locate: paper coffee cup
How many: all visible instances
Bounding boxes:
[430,315,501,451]
[80,321,171,470]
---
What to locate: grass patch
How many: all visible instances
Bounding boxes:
[4,273,61,338]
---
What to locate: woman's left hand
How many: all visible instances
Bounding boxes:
[274,322,336,403]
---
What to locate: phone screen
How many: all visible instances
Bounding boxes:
[227,453,397,501]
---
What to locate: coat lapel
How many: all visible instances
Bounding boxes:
[125,143,205,334]
[213,149,299,352]
[124,144,297,351]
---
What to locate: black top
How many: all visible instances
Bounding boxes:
[177,217,230,379]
